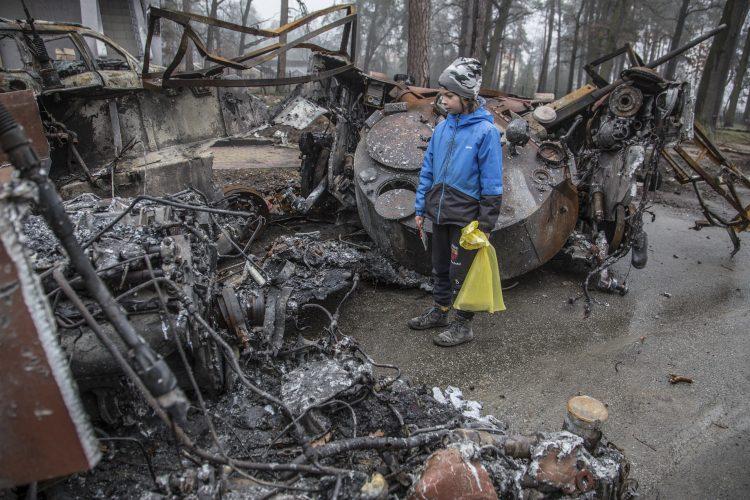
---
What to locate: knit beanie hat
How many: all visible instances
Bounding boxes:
[437,57,482,99]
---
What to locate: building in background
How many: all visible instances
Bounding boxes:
[0,0,161,64]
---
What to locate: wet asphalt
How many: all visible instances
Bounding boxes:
[338,203,750,498]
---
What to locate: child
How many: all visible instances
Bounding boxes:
[409,57,503,347]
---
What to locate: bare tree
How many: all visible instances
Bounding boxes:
[205,0,226,54]
[506,41,519,91]
[662,0,690,80]
[472,0,490,61]
[277,0,289,88]
[238,0,254,56]
[724,28,750,127]
[577,0,594,88]
[553,0,562,95]
[599,0,631,82]
[537,0,555,92]
[458,1,473,57]
[182,0,194,71]
[485,0,513,88]
[407,0,431,86]
[567,0,587,93]
[361,0,397,71]
[456,0,490,59]
[485,0,513,89]
[478,0,493,63]
[695,0,750,131]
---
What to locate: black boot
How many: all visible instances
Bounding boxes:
[407,305,450,330]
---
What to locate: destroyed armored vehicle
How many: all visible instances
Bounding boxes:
[129,10,731,299]
[274,27,745,303]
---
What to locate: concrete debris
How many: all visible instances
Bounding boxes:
[273,96,328,130]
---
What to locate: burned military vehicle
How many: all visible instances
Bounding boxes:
[127,5,746,306]
[284,25,743,307]
[4,2,745,308]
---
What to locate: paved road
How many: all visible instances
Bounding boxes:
[339,203,750,498]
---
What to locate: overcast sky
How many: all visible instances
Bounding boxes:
[253,0,341,25]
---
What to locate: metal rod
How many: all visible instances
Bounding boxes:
[647,25,727,69]
[0,102,187,423]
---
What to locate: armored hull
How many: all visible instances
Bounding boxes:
[353,97,579,278]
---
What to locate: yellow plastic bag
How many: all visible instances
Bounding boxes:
[453,221,506,313]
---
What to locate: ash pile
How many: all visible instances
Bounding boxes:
[13,189,636,499]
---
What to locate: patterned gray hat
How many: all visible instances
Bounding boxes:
[438,57,482,99]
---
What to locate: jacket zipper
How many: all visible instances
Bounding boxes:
[436,115,460,224]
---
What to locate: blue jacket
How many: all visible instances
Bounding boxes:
[415,101,503,230]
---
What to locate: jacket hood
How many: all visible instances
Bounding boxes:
[448,97,494,128]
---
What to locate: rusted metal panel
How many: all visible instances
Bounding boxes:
[142,5,357,89]
[0,200,100,488]
[550,84,597,111]
[0,90,49,168]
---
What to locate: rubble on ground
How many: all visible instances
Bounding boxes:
[8,184,637,499]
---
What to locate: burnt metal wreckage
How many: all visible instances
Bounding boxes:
[138,6,747,313]
[1,124,636,497]
[0,2,746,497]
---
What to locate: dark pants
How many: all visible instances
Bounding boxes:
[431,223,476,320]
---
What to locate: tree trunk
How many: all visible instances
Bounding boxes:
[362,3,380,71]
[647,26,657,64]
[238,0,253,56]
[495,41,505,87]
[567,0,586,93]
[695,0,750,131]
[182,0,193,71]
[725,28,750,127]
[205,0,221,54]
[577,0,593,87]
[743,89,750,124]
[458,1,473,57]
[553,0,561,96]
[663,0,690,80]
[407,0,430,86]
[537,0,555,92]
[506,35,519,92]
[485,0,512,89]
[473,0,490,62]
[478,0,493,63]
[599,0,628,81]
[276,0,289,90]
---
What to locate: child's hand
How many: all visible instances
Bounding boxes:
[415,215,424,232]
